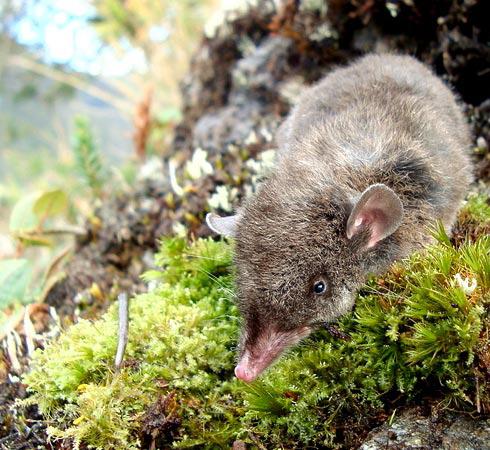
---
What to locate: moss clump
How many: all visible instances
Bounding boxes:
[24,238,240,449]
[242,228,489,446]
[452,192,490,245]
[24,200,489,449]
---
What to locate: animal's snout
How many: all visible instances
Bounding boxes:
[234,326,312,382]
[234,363,258,383]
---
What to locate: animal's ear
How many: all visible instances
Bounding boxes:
[206,213,239,237]
[346,184,403,249]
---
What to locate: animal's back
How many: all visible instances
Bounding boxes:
[279,54,469,152]
[276,53,472,231]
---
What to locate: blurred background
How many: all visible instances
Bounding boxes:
[0,0,231,309]
[0,0,225,210]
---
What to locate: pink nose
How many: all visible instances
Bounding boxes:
[234,364,256,382]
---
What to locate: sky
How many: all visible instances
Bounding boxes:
[8,0,248,76]
[10,0,148,76]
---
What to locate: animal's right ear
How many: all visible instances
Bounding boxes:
[206,213,239,237]
[346,184,403,249]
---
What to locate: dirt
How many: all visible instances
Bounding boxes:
[139,392,182,449]
[1,0,489,448]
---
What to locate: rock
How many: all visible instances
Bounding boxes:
[189,35,292,154]
[360,408,490,450]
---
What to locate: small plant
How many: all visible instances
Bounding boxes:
[23,199,489,449]
[0,116,108,314]
[0,258,34,309]
[0,188,76,314]
[72,116,106,199]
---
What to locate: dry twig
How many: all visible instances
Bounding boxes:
[115,293,129,371]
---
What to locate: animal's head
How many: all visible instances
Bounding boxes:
[207,182,403,382]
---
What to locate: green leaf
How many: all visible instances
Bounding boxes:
[16,233,53,247]
[33,189,68,219]
[9,192,41,232]
[0,258,33,307]
[157,107,182,124]
[431,221,451,246]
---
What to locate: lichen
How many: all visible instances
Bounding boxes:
[24,197,489,449]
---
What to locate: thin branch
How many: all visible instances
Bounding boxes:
[23,308,36,356]
[17,225,87,237]
[8,54,133,115]
[114,292,129,371]
[476,375,481,414]
[323,323,351,341]
[169,159,184,196]
[6,330,21,373]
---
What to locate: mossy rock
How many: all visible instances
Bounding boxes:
[23,196,489,449]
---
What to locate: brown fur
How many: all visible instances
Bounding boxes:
[214,54,473,380]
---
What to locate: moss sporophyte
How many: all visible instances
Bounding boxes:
[23,200,489,449]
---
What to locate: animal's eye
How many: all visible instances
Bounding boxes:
[313,279,327,295]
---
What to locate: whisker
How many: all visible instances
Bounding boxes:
[183,252,227,261]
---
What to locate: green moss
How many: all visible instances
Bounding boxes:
[24,199,489,449]
[464,192,490,222]
[25,238,240,449]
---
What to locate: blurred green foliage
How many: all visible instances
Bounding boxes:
[0,258,33,308]
[72,116,106,198]
[0,114,111,321]
[91,0,219,109]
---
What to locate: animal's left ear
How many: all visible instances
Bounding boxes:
[206,213,239,237]
[346,184,403,249]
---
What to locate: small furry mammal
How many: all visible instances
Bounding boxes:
[207,54,472,382]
